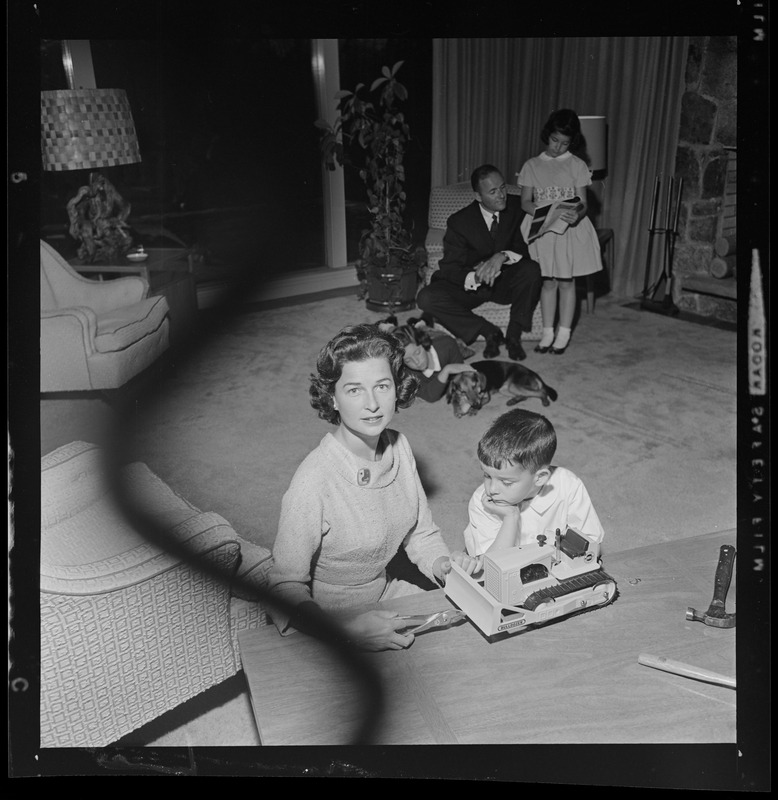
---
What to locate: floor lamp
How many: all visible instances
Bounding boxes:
[41,87,142,263]
[579,115,607,181]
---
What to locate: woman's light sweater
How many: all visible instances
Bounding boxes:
[267,429,450,633]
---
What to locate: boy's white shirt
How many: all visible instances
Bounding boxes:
[463,465,605,557]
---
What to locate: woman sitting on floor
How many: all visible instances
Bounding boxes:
[267,323,479,651]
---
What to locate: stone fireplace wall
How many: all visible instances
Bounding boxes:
[673,36,737,323]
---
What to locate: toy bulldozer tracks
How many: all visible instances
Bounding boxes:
[522,568,616,610]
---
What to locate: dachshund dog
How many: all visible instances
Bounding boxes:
[446,369,491,418]
[446,360,558,418]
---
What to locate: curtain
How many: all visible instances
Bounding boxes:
[431,37,689,299]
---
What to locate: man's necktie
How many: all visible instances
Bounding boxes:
[490,213,499,242]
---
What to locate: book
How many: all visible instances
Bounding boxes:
[527,196,583,243]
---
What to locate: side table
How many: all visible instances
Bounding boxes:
[70,248,198,346]
[583,229,615,313]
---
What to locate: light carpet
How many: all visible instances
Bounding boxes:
[126,293,737,557]
[39,292,737,746]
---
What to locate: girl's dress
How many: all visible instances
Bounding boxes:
[517,151,603,279]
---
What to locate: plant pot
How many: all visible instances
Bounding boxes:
[364,260,419,312]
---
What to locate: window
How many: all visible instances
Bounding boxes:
[40,39,431,282]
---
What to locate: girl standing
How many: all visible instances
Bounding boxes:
[517,109,603,354]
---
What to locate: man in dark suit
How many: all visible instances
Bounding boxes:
[417,164,541,360]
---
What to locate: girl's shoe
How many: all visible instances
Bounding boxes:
[534,344,551,354]
[549,327,571,354]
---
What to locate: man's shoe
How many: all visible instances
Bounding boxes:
[507,338,527,361]
[483,331,503,359]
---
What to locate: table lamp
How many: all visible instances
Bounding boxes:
[579,115,607,180]
[41,87,142,262]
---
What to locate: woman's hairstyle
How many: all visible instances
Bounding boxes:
[540,108,590,166]
[477,408,557,473]
[310,323,420,424]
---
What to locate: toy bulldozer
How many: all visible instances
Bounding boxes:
[445,527,617,639]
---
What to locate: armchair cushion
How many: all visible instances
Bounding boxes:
[40,240,148,313]
[94,296,170,353]
[427,182,481,229]
[40,441,271,748]
[40,240,170,391]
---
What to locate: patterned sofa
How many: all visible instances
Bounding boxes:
[40,440,273,747]
[423,182,543,340]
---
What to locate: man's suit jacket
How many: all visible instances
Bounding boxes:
[435,195,530,287]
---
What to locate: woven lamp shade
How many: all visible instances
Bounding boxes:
[41,88,141,172]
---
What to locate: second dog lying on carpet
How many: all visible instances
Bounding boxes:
[446,360,558,418]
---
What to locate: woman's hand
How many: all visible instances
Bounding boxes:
[340,609,415,652]
[433,550,481,581]
[451,550,482,576]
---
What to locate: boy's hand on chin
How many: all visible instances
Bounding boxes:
[481,495,520,519]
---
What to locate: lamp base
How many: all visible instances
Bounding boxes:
[66,172,134,263]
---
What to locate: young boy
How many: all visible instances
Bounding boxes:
[464,408,604,557]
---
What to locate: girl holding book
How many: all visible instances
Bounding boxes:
[517,109,603,354]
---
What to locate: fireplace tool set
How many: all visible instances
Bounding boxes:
[641,174,684,316]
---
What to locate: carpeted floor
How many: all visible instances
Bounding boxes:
[39,290,737,746]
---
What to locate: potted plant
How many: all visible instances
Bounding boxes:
[316,60,426,311]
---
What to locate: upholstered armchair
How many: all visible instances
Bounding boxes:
[40,240,170,392]
[40,440,273,748]
[423,182,542,339]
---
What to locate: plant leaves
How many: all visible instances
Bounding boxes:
[318,60,416,275]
